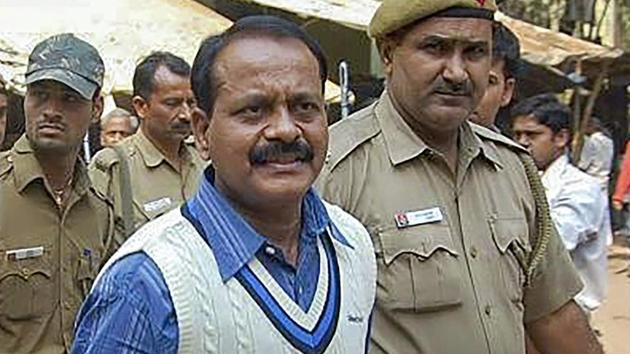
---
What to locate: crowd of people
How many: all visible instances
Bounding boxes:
[0,0,626,353]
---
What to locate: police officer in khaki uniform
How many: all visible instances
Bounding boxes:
[0,33,114,354]
[90,52,204,243]
[317,1,603,353]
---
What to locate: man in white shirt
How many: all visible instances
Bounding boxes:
[511,94,609,315]
[579,117,614,245]
[579,117,614,190]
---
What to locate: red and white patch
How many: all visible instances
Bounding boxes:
[476,0,486,6]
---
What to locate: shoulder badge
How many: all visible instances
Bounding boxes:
[91,147,122,172]
[326,104,381,170]
[471,123,528,154]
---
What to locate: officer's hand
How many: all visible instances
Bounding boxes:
[612,201,624,211]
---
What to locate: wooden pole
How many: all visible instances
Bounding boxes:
[572,64,609,162]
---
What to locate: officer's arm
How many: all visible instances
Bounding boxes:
[88,151,127,250]
[526,300,603,354]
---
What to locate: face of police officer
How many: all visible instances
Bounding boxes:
[24,80,102,154]
[100,115,136,147]
[512,115,569,171]
[0,92,7,147]
[193,36,328,210]
[469,59,515,128]
[380,16,493,135]
[134,66,195,147]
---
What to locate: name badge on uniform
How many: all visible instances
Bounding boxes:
[6,246,44,261]
[394,207,443,229]
[143,197,172,213]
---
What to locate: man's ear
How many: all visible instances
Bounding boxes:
[191,107,211,161]
[91,95,104,125]
[377,37,396,77]
[501,77,516,107]
[132,95,149,120]
[554,128,571,149]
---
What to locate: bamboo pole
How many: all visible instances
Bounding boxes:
[572,63,609,163]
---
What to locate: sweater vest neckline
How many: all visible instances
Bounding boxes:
[233,234,341,353]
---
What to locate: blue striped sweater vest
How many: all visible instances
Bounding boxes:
[97,201,376,354]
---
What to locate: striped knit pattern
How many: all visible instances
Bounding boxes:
[96,202,376,354]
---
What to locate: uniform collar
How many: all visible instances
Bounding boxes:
[541,153,571,202]
[11,134,91,195]
[377,91,501,168]
[183,166,350,282]
[134,129,196,170]
[542,153,570,184]
[133,130,167,168]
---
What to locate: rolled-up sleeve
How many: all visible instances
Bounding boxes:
[71,253,179,354]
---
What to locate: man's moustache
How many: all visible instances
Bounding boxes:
[433,81,473,96]
[250,140,314,164]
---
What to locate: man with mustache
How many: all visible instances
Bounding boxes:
[0,33,114,353]
[89,51,204,243]
[72,16,375,353]
[317,0,601,353]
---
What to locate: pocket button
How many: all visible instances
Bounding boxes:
[470,246,478,259]
[484,305,492,316]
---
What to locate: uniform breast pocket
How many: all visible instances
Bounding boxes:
[489,216,531,304]
[376,224,462,313]
[0,248,55,320]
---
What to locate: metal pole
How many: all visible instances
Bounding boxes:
[339,61,350,120]
[83,132,91,162]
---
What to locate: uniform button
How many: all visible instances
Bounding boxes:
[470,247,478,259]
[63,301,71,310]
[485,305,492,316]
[265,246,276,256]
[6,155,13,163]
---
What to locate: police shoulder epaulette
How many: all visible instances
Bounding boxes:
[0,151,13,178]
[471,123,528,154]
[326,105,381,170]
[91,147,122,172]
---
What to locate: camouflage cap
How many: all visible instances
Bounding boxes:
[25,33,105,100]
[369,0,497,38]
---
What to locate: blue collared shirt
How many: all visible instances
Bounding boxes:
[71,168,350,354]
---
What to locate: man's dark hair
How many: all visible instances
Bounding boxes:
[191,15,328,115]
[133,51,191,100]
[511,93,571,134]
[493,23,522,79]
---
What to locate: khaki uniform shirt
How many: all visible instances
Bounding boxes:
[317,93,583,354]
[89,130,204,246]
[0,135,114,354]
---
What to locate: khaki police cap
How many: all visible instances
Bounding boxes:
[369,0,497,38]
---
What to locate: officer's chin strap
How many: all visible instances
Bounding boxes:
[519,154,553,288]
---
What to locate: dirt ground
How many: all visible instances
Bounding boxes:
[592,239,630,354]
